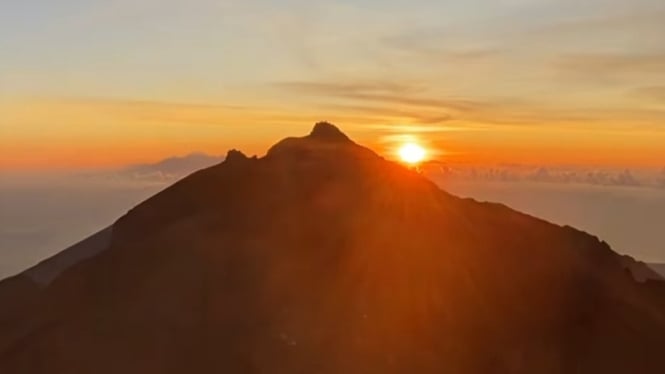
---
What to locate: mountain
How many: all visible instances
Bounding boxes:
[650,263,665,278]
[120,152,224,181]
[1,122,664,373]
[618,256,663,283]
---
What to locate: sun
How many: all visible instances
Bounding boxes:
[398,142,426,164]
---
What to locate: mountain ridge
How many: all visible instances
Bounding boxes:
[649,263,665,277]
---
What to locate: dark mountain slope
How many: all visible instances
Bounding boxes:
[0,123,664,373]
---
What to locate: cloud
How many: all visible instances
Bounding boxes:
[424,162,664,189]
[634,86,665,104]
[275,80,488,113]
[275,81,422,96]
[275,81,491,130]
[381,32,505,63]
[276,79,665,131]
[363,124,486,133]
[534,6,665,35]
[318,103,453,125]
[555,53,665,76]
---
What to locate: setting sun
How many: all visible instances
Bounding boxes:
[398,142,426,164]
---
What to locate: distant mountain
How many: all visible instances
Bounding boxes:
[649,263,665,278]
[1,123,664,374]
[618,256,663,282]
[120,152,224,181]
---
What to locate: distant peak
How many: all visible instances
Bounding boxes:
[309,122,351,142]
[225,149,248,163]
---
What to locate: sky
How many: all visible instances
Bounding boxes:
[1,0,664,169]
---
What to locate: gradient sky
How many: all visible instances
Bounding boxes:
[1,0,664,169]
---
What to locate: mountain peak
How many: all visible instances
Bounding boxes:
[308,122,350,142]
[225,149,248,163]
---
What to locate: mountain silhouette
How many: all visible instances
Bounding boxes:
[1,122,664,373]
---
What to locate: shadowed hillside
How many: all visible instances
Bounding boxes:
[0,123,664,373]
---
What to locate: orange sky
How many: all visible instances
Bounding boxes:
[1,95,664,170]
[1,0,664,170]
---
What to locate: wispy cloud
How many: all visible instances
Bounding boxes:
[275,80,423,96]
[633,86,665,104]
[382,28,506,61]
[533,5,665,36]
[316,103,453,125]
[275,80,665,129]
[555,53,665,76]
[382,32,505,63]
[274,80,492,133]
[275,81,487,112]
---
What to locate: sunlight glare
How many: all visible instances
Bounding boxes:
[398,142,426,164]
